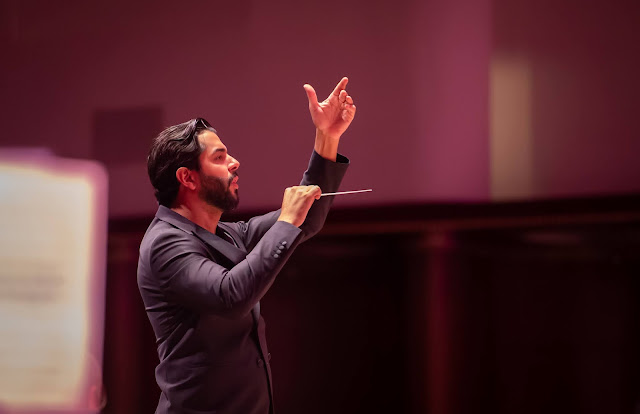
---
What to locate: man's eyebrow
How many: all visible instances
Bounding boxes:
[210,147,227,155]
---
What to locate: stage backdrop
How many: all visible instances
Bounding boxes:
[0,0,638,218]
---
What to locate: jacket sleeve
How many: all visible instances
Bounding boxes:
[297,150,349,242]
[227,150,349,249]
[149,221,301,318]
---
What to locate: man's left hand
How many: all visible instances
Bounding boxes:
[303,77,356,141]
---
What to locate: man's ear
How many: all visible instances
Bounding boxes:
[176,167,197,190]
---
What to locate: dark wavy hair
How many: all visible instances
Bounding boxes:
[147,118,216,207]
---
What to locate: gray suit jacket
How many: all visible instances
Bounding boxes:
[137,151,349,414]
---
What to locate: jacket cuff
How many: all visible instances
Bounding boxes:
[302,150,349,193]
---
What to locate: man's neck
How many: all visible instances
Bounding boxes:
[172,199,223,235]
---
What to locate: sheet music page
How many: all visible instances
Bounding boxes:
[0,153,107,413]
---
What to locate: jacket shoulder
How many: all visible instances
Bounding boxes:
[139,219,208,264]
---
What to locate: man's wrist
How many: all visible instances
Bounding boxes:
[313,129,339,162]
[277,214,294,225]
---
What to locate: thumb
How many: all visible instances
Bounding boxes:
[303,84,319,108]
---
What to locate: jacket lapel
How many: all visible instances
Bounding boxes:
[191,226,247,265]
[154,205,247,265]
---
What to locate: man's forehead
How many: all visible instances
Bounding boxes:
[198,130,227,152]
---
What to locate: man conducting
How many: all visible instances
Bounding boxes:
[137,77,356,414]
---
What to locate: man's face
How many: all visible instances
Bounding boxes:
[195,130,240,211]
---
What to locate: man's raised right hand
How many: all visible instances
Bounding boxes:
[277,185,322,227]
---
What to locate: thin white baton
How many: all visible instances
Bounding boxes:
[320,189,373,197]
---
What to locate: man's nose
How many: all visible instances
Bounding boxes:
[228,156,240,172]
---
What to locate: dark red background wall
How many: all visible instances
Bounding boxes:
[1,0,638,216]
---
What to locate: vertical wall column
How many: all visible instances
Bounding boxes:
[408,0,492,201]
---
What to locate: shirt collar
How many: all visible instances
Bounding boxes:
[155,205,196,234]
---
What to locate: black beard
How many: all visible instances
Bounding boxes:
[198,173,239,212]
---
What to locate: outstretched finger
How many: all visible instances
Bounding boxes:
[330,77,349,97]
[303,84,319,108]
